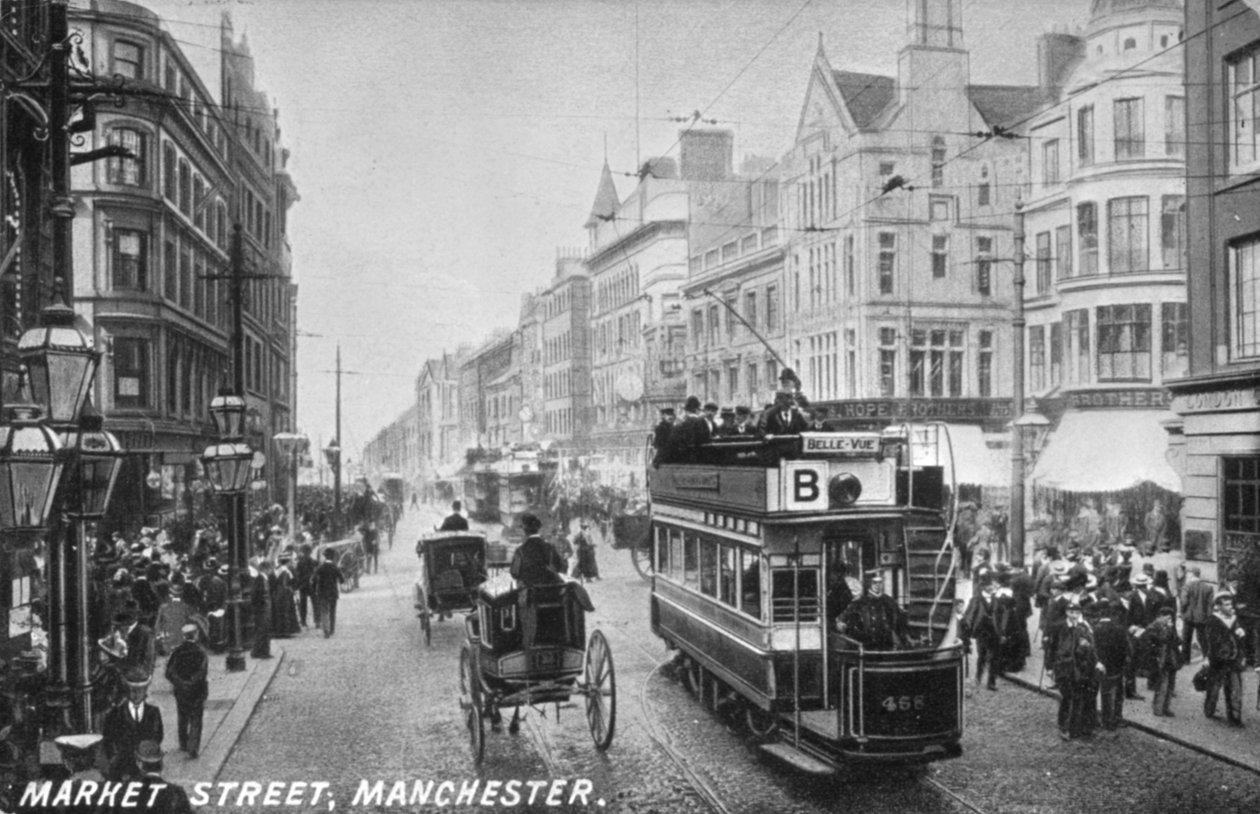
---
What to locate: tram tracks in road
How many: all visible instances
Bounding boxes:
[918,773,991,814]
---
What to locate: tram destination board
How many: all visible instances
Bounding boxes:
[854,662,959,738]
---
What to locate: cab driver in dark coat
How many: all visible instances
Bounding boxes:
[510,514,565,586]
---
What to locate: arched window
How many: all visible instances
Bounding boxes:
[931,136,946,187]
[163,142,176,199]
[193,176,205,230]
[106,128,147,186]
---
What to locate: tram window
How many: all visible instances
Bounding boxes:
[655,527,670,574]
[700,539,718,596]
[670,531,684,581]
[740,550,761,619]
[770,568,820,623]
[683,534,699,586]
[719,546,737,607]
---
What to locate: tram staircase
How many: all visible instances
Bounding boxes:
[904,530,957,647]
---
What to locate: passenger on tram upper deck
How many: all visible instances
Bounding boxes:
[651,407,676,468]
[807,405,833,432]
[759,390,809,436]
[662,396,702,464]
[719,405,762,439]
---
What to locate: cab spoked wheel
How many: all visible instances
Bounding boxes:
[459,646,485,764]
[583,629,616,750]
[743,705,778,742]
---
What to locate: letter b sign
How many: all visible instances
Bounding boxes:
[786,464,826,511]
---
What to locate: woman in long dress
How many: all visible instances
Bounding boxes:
[271,555,301,637]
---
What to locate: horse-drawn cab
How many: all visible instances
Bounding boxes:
[414,531,488,645]
[458,572,615,764]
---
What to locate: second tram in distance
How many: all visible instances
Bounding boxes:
[648,427,964,773]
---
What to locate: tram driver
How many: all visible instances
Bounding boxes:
[836,570,912,650]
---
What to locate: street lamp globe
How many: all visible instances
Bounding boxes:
[201,442,254,494]
[209,390,248,440]
[57,400,123,518]
[0,387,64,533]
[17,297,98,427]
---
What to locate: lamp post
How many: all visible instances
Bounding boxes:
[324,439,341,539]
[205,390,251,672]
[57,400,122,730]
[1009,199,1028,569]
[273,432,306,544]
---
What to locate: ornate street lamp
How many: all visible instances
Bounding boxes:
[201,441,255,495]
[209,390,248,441]
[18,291,98,427]
[202,433,253,673]
[57,398,123,729]
[0,378,65,533]
[324,438,341,538]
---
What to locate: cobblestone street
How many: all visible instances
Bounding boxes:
[216,507,1260,813]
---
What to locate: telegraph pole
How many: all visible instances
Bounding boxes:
[334,344,342,536]
[226,223,248,672]
[1010,201,1027,569]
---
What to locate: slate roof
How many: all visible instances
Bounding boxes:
[967,84,1047,130]
[831,71,896,130]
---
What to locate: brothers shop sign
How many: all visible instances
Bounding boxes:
[828,398,1012,422]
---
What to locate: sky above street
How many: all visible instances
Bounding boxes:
[130,0,1092,461]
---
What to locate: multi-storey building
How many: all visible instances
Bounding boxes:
[415,351,464,500]
[682,159,785,411]
[361,404,418,484]
[541,250,592,446]
[1168,0,1260,582]
[516,290,545,445]
[776,0,1035,490]
[1020,0,1185,555]
[583,133,720,474]
[460,331,513,452]
[69,2,297,528]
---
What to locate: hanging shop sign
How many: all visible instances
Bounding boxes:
[1171,387,1260,415]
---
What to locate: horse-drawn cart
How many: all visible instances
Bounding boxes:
[458,574,615,764]
[414,532,488,646]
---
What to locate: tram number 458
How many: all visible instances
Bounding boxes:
[880,695,926,713]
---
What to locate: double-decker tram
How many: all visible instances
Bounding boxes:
[648,427,964,773]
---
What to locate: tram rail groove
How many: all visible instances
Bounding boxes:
[920,774,989,814]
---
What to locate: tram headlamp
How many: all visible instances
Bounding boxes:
[829,473,862,507]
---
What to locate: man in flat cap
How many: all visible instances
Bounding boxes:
[725,405,761,438]
[165,623,208,758]
[133,741,193,814]
[101,667,163,780]
[837,571,911,650]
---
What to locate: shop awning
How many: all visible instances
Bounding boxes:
[1031,410,1180,493]
[933,424,1009,487]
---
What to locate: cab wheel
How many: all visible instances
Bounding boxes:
[743,705,778,742]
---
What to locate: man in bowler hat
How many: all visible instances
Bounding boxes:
[133,741,193,814]
[165,623,208,758]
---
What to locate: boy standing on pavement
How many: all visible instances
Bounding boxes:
[311,548,344,638]
[1145,603,1182,717]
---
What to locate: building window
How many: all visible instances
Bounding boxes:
[1161,302,1188,379]
[845,329,857,396]
[106,129,146,186]
[766,285,779,332]
[1036,231,1052,293]
[1097,303,1152,381]
[747,362,759,400]
[178,160,191,216]
[1114,97,1144,159]
[1078,202,1099,276]
[929,197,951,222]
[1065,309,1090,385]
[1108,197,1149,274]
[1165,96,1185,156]
[111,40,143,80]
[707,305,719,346]
[844,234,855,295]
[1050,322,1062,387]
[691,309,703,350]
[1230,237,1260,359]
[879,327,897,397]
[1230,51,1260,169]
[1161,195,1185,270]
[744,290,757,331]
[113,337,150,408]
[112,229,147,291]
[976,236,992,296]
[1055,224,1073,280]
[878,232,895,295]
[931,234,948,278]
[725,294,738,340]
[1123,37,1137,51]
[1029,325,1046,392]
[727,366,738,402]
[1223,457,1260,536]
[978,330,993,397]
[931,136,945,187]
[1078,105,1094,167]
[163,143,176,200]
[1042,139,1060,185]
[193,177,205,231]
[977,165,991,207]
[879,161,895,177]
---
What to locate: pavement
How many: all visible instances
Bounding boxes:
[146,643,284,786]
[958,575,1260,775]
